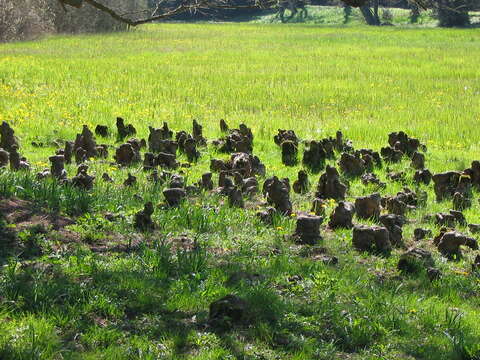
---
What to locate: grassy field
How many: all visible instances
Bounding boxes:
[1,23,480,359]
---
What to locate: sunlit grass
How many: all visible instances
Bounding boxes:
[1,23,480,359]
[1,23,479,168]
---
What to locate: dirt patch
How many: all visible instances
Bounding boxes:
[0,197,74,233]
[88,233,144,254]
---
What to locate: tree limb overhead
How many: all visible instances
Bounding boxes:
[57,0,470,26]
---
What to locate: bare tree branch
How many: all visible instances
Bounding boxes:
[64,0,276,26]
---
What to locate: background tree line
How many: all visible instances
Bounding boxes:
[1,0,479,42]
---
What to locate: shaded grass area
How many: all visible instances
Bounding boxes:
[0,24,480,359]
[248,6,438,25]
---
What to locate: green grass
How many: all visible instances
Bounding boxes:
[1,24,480,167]
[1,23,480,359]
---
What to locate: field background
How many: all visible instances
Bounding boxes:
[1,23,480,169]
[1,21,480,360]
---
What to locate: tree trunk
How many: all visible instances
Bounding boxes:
[360,4,380,25]
[373,0,380,23]
[437,0,470,27]
[343,5,352,24]
[410,3,420,23]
